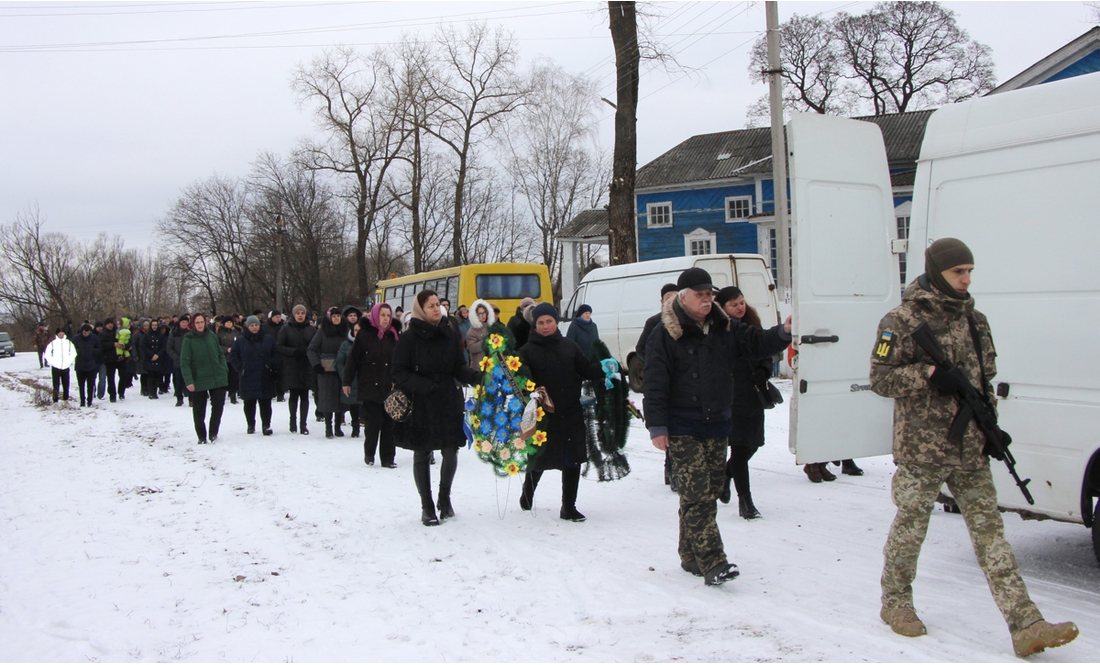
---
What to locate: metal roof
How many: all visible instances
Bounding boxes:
[556,208,609,241]
[636,110,933,190]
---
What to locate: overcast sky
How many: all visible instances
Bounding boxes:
[2,0,1095,248]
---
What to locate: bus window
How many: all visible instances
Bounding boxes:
[447,276,460,305]
[476,274,541,300]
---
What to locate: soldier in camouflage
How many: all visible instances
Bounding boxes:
[871,238,1078,658]
[643,267,791,586]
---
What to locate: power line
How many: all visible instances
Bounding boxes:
[0,1,368,19]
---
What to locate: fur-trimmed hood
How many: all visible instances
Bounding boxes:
[660,293,729,341]
[468,299,497,329]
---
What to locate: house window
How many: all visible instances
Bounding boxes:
[725,196,752,222]
[684,228,716,256]
[897,215,911,287]
[646,202,673,228]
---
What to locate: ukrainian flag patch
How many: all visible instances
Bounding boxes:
[875,331,896,359]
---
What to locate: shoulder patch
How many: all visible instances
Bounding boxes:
[874,331,897,359]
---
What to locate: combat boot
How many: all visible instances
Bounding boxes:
[880,606,927,638]
[841,459,865,476]
[738,495,762,520]
[819,463,837,482]
[703,562,739,586]
[804,463,823,483]
[680,559,703,577]
[1012,620,1078,658]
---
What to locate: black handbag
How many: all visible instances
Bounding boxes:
[755,380,784,410]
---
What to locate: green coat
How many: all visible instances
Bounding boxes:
[180,329,229,392]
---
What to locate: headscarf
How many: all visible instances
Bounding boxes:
[369,303,397,340]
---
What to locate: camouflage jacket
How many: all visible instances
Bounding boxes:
[870,277,997,470]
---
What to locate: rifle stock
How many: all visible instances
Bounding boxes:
[908,323,1034,505]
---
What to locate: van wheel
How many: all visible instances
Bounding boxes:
[1093,497,1100,567]
[627,356,645,393]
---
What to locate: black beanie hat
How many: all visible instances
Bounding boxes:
[715,286,744,306]
[531,302,559,323]
[925,238,973,299]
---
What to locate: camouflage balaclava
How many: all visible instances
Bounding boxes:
[924,237,973,300]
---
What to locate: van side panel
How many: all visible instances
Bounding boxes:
[909,119,1100,523]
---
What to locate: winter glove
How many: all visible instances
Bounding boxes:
[928,366,962,397]
[983,427,1013,461]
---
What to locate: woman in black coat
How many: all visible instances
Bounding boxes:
[716,287,773,520]
[229,316,280,435]
[277,304,317,435]
[141,320,170,399]
[343,302,400,468]
[308,306,348,439]
[392,290,481,526]
[72,323,103,407]
[517,303,606,522]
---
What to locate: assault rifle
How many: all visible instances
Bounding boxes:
[909,322,1034,505]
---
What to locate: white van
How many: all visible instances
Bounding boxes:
[560,254,781,392]
[786,72,1100,561]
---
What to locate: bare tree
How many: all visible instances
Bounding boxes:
[292,46,410,299]
[834,2,996,114]
[418,22,529,265]
[747,13,857,124]
[159,175,260,315]
[607,1,639,266]
[503,63,608,299]
[0,207,81,324]
[1087,1,1100,23]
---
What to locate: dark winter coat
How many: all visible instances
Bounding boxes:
[307,317,348,414]
[98,327,119,364]
[141,329,170,375]
[343,322,399,404]
[729,315,772,448]
[72,331,102,372]
[263,319,284,340]
[229,330,280,400]
[217,327,239,358]
[565,318,600,359]
[180,329,229,393]
[334,335,359,405]
[635,312,662,357]
[167,326,188,368]
[642,295,790,437]
[391,317,481,451]
[131,328,146,372]
[276,320,317,392]
[507,309,532,349]
[519,329,605,470]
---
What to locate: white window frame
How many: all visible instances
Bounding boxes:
[646,201,673,228]
[684,227,717,256]
[725,195,753,222]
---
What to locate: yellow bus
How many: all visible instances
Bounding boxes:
[374,263,553,318]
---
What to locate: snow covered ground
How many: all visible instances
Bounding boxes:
[0,352,1096,662]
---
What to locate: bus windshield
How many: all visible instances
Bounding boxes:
[475,274,541,300]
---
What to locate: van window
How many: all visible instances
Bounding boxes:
[447,276,460,304]
[0,333,10,342]
[476,274,541,300]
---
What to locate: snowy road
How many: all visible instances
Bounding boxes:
[0,352,1096,662]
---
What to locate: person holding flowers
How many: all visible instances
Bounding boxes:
[516,303,607,522]
[392,290,482,527]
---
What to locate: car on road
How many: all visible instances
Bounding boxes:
[0,332,15,358]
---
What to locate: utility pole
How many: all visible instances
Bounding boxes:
[275,214,285,313]
[765,1,791,300]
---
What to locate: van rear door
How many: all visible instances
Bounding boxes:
[787,113,900,464]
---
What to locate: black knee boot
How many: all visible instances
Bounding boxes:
[519,470,542,510]
[436,447,457,520]
[560,467,585,522]
[413,451,439,526]
[325,413,334,439]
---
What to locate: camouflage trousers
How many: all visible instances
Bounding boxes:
[881,462,1043,633]
[669,435,728,575]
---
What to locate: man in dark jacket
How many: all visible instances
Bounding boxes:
[276,305,317,434]
[635,283,680,490]
[643,267,791,587]
[72,323,102,407]
[97,318,119,402]
[507,297,535,349]
[167,315,191,406]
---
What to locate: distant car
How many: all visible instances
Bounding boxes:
[0,332,14,358]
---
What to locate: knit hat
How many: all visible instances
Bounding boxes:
[292,304,307,316]
[575,304,593,317]
[520,297,536,309]
[246,315,260,327]
[660,283,679,297]
[925,237,974,299]
[531,302,559,323]
[270,309,282,318]
[80,323,93,332]
[715,286,744,306]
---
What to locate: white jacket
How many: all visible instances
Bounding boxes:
[44,337,77,370]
